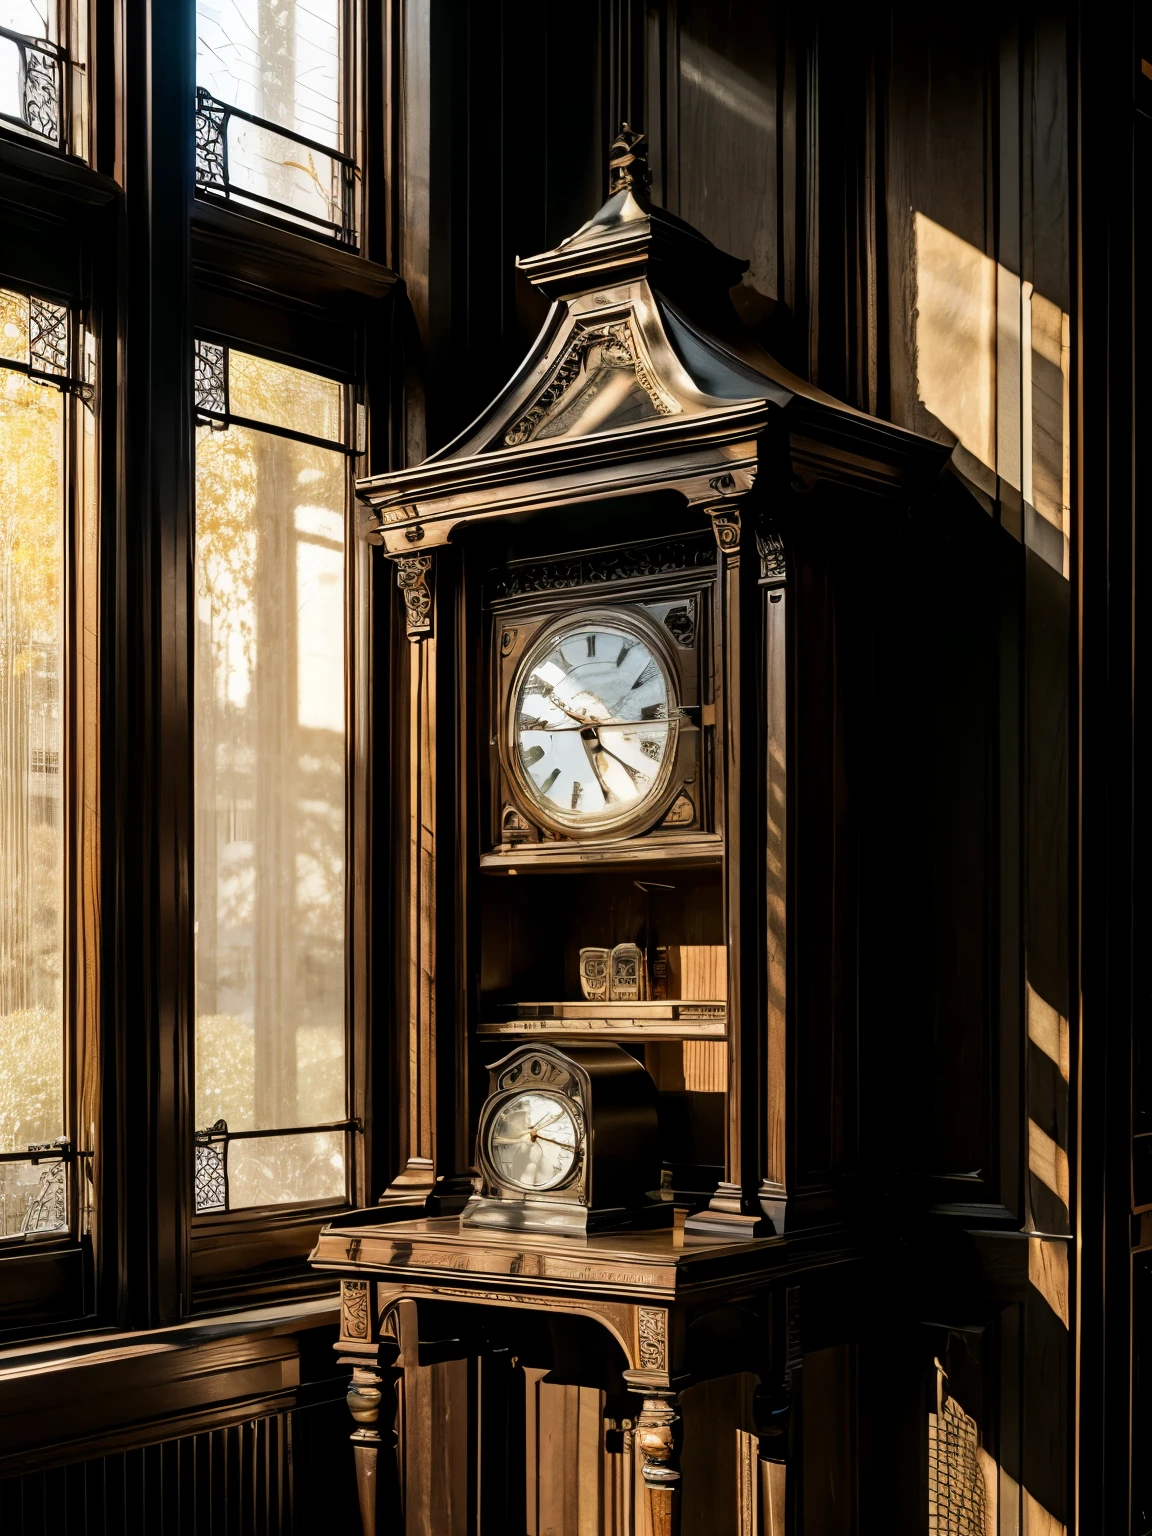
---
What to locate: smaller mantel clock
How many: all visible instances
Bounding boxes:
[504,606,685,841]
[463,1042,664,1234]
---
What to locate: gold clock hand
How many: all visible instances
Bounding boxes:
[579,732,615,797]
[590,735,653,779]
[532,1133,573,1149]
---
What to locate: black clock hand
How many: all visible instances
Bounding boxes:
[526,719,676,731]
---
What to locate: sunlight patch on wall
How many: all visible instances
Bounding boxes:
[914,213,1070,576]
[1026,982,1069,1081]
[1028,1119,1069,1208]
[1028,1236,1069,1328]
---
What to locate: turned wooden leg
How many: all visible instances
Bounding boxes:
[634,1392,682,1536]
[346,1355,400,1536]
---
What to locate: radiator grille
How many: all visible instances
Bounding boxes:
[0,1400,357,1536]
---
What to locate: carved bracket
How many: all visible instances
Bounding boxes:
[756,525,787,584]
[392,552,434,641]
[705,502,741,552]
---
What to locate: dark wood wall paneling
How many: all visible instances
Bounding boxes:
[1078,5,1145,1534]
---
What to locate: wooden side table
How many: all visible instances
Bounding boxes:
[312,1214,823,1535]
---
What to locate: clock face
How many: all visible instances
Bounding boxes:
[511,613,680,837]
[487,1090,580,1192]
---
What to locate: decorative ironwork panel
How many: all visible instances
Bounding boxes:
[194,88,226,188]
[29,297,69,377]
[194,1120,229,1213]
[21,1161,67,1234]
[194,340,227,418]
[22,41,59,143]
[0,28,64,146]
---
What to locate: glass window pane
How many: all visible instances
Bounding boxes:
[0,1156,67,1237]
[227,1130,346,1209]
[194,351,347,1206]
[196,0,348,236]
[197,0,342,150]
[228,349,344,443]
[0,364,65,1182]
[0,288,29,365]
[0,2,54,36]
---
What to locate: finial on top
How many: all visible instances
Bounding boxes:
[608,123,651,196]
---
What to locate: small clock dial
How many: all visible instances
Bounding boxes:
[512,615,679,836]
[487,1091,579,1192]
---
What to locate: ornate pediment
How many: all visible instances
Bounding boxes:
[358,126,952,556]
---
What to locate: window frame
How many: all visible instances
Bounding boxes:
[0,0,398,1341]
[185,226,394,1312]
[0,221,110,1345]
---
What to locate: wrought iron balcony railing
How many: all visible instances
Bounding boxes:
[194,87,357,247]
[0,23,65,147]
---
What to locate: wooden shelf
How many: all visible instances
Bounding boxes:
[478,999,727,1040]
[479,833,723,873]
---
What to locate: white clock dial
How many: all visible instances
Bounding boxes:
[487,1091,579,1192]
[512,615,679,837]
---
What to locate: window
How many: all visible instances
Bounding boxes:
[0,283,94,1244]
[0,0,88,155]
[193,341,353,1214]
[195,0,357,244]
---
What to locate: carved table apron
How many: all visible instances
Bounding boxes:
[312,1214,804,1536]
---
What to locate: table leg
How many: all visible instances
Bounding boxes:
[634,1392,682,1536]
[344,1346,401,1536]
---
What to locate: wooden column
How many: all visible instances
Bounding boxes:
[686,499,769,1238]
[380,551,438,1202]
[758,526,789,1229]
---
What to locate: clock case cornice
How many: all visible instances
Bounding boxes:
[358,182,950,554]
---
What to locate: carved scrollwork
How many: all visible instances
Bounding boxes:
[757,526,787,583]
[491,538,714,599]
[662,600,697,648]
[342,1280,370,1341]
[637,1306,668,1371]
[503,319,675,448]
[394,553,434,641]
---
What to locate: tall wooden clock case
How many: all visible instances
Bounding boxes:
[312,128,948,1535]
